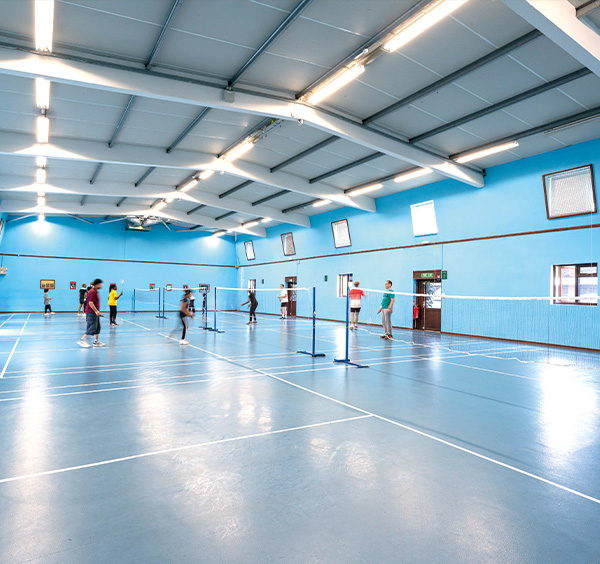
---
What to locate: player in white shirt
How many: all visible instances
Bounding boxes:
[278,283,288,319]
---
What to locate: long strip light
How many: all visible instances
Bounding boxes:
[36,156,47,167]
[383,0,469,53]
[180,178,198,192]
[37,196,46,206]
[198,169,214,180]
[36,168,47,184]
[312,199,331,208]
[261,217,272,223]
[349,183,383,196]
[307,64,365,105]
[152,200,167,211]
[38,213,46,221]
[223,140,254,162]
[37,116,49,143]
[35,78,50,109]
[243,220,259,229]
[35,0,55,52]
[394,168,433,183]
[455,141,519,163]
[213,230,226,237]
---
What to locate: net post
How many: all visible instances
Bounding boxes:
[334,285,369,368]
[208,286,224,333]
[297,286,326,358]
[133,289,136,314]
[155,287,167,319]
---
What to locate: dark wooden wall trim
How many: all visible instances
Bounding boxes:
[240,222,600,268]
[0,252,235,269]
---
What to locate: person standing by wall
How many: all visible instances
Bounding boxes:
[180,289,194,345]
[108,283,123,326]
[278,283,288,319]
[77,284,87,317]
[349,281,365,330]
[378,280,395,340]
[78,278,104,348]
[43,289,54,316]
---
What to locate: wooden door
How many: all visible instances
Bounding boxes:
[414,279,442,331]
[285,276,297,316]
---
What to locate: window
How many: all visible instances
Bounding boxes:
[331,219,351,248]
[543,165,596,219]
[337,273,353,298]
[248,279,256,290]
[553,263,597,305]
[410,200,438,236]
[244,240,255,261]
[281,232,296,256]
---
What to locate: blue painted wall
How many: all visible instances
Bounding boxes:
[0,217,237,312]
[235,137,600,349]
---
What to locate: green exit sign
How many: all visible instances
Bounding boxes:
[442,271,447,279]
[421,272,435,278]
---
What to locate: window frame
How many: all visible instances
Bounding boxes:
[410,200,438,237]
[244,240,256,261]
[542,164,596,220]
[248,279,256,290]
[281,232,296,256]
[552,262,597,306]
[337,273,353,298]
[331,219,352,248]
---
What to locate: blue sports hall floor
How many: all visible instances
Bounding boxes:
[0,311,599,564]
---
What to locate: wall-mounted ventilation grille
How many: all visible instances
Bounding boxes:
[543,165,596,219]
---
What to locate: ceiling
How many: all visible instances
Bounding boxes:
[0,0,599,236]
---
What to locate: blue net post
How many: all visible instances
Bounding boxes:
[334,286,369,368]
[297,286,326,358]
[208,287,224,333]
[133,289,136,314]
[156,288,167,319]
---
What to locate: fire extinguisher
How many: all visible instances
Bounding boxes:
[413,304,419,320]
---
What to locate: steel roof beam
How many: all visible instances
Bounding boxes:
[145,0,184,69]
[219,180,254,199]
[363,30,542,125]
[252,190,289,206]
[410,67,591,144]
[134,166,156,187]
[309,152,382,184]
[270,136,337,173]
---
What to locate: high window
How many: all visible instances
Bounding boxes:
[552,263,597,305]
[410,200,438,236]
[244,240,255,261]
[281,232,296,256]
[543,165,596,219]
[337,273,353,298]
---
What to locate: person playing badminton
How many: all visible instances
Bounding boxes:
[108,283,123,326]
[378,280,395,340]
[180,289,194,345]
[349,281,365,330]
[241,289,258,325]
[278,283,288,319]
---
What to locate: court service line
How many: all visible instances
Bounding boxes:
[0,414,372,484]
[19,314,30,335]
[0,314,15,328]
[163,331,600,507]
[0,339,20,378]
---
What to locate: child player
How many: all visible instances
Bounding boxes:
[349,281,365,330]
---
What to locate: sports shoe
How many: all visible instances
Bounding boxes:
[93,341,106,347]
[180,339,189,345]
[44,313,49,316]
[113,322,119,326]
[252,320,258,324]
[380,334,387,338]
[77,339,91,348]
[51,312,55,315]
[246,321,253,325]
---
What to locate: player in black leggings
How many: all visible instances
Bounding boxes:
[241,290,258,325]
[179,290,194,345]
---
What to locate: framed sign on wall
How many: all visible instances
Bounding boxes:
[40,279,55,289]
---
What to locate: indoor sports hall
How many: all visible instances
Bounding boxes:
[1,1,600,563]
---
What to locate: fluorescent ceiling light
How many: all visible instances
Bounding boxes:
[36,156,47,167]
[213,230,226,237]
[243,220,259,228]
[261,217,272,223]
[152,200,167,211]
[394,168,433,183]
[36,168,47,184]
[383,0,469,53]
[223,140,254,162]
[165,196,174,203]
[455,141,519,163]
[38,213,45,221]
[37,196,46,206]
[37,116,49,143]
[312,199,331,208]
[35,0,54,52]
[35,78,50,109]
[544,114,600,135]
[307,64,365,105]
[180,178,198,192]
[349,183,383,196]
[37,191,46,197]
[198,170,214,180]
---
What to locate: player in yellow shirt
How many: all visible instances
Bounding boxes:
[108,283,123,326]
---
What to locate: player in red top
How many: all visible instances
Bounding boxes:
[349,281,365,330]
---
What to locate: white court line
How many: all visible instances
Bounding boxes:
[19,314,30,335]
[148,324,600,507]
[0,314,15,329]
[0,339,20,378]
[437,360,541,382]
[0,414,372,484]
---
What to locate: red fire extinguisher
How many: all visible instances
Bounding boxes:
[413,304,419,320]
